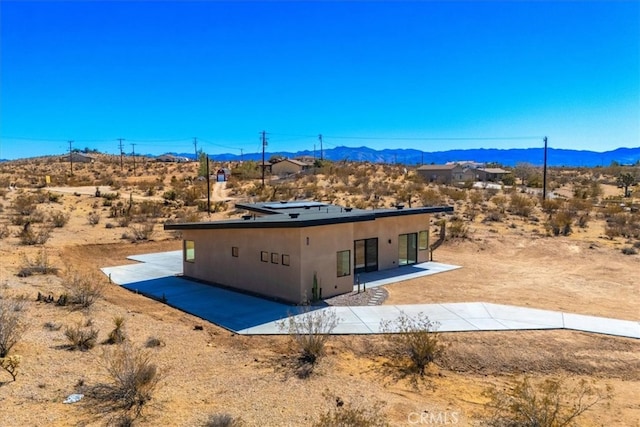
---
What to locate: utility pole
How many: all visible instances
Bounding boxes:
[68,140,74,175]
[117,138,125,171]
[193,137,198,161]
[240,149,244,162]
[261,130,268,187]
[318,134,324,161]
[542,136,548,202]
[206,154,211,216]
[131,143,137,175]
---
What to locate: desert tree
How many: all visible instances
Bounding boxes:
[617,172,636,197]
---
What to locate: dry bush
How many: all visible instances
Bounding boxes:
[62,270,105,309]
[144,336,165,348]
[482,377,611,427]
[88,211,101,226]
[104,316,127,345]
[12,192,38,216]
[509,193,535,217]
[380,312,443,378]
[122,223,155,242]
[17,248,59,277]
[18,223,52,245]
[0,224,11,239]
[0,298,27,357]
[447,217,469,239]
[64,323,99,351]
[546,210,574,236]
[0,355,21,381]
[88,344,162,419]
[204,413,246,427]
[50,210,70,227]
[605,212,640,239]
[313,394,388,427]
[277,308,339,377]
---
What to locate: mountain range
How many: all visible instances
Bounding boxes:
[171,146,640,168]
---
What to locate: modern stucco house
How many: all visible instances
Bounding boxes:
[164,201,453,304]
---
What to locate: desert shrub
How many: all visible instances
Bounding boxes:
[379,312,443,377]
[88,344,162,418]
[64,323,99,351]
[204,413,246,427]
[88,211,101,226]
[18,224,52,245]
[509,193,535,217]
[621,246,638,255]
[313,395,388,427]
[17,248,59,277]
[50,210,70,227]
[144,336,164,348]
[604,212,640,239]
[482,377,611,427]
[420,188,442,206]
[63,271,105,309]
[136,200,163,217]
[546,210,574,236]
[483,209,504,223]
[123,223,155,242]
[277,308,339,376]
[104,317,127,345]
[491,194,508,213]
[0,298,27,357]
[0,224,10,239]
[447,217,469,239]
[12,193,37,216]
[0,355,21,381]
[43,321,62,331]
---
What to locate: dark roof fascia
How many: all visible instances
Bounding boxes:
[164,212,375,230]
[373,206,453,218]
[164,206,453,231]
[234,202,280,215]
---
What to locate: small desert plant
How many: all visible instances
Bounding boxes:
[546,209,574,236]
[277,308,340,375]
[144,336,164,348]
[621,246,638,255]
[509,193,535,217]
[380,312,443,377]
[64,323,99,351]
[0,224,10,239]
[88,211,101,226]
[203,413,246,427]
[123,223,155,242]
[482,377,611,427]
[17,248,59,277]
[63,270,105,309]
[0,355,21,381]
[447,217,469,239]
[313,394,388,427]
[89,344,162,418]
[104,316,127,345]
[50,210,70,227]
[0,299,27,357]
[18,223,52,245]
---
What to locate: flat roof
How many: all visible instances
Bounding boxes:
[165,202,453,230]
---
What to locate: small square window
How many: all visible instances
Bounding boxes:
[282,254,290,266]
[261,251,269,262]
[419,230,429,250]
[271,252,279,264]
[232,246,239,257]
[337,250,350,277]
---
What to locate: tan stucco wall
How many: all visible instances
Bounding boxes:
[180,211,431,304]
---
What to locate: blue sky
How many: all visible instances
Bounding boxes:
[1,1,638,160]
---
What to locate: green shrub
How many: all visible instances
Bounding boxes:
[64,323,99,351]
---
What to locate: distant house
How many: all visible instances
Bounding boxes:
[271,158,312,176]
[216,168,231,182]
[156,154,190,163]
[60,153,95,163]
[476,167,511,182]
[416,164,465,184]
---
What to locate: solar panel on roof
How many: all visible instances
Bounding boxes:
[262,201,327,209]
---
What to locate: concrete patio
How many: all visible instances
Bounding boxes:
[100,251,640,339]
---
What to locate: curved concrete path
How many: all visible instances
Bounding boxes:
[100,251,639,339]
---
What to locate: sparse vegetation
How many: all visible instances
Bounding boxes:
[0,298,27,358]
[62,270,105,309]
[313,394,388,427]
[64,322,99,351]
[482,377,611,427]
[380,312,443,378]
[203,413,246,427]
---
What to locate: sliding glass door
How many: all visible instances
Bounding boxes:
[398,233,417,266]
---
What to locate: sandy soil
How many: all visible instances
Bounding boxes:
[0,160,638,426]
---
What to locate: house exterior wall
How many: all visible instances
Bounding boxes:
[272,160,305,176]
[179,211,432,304]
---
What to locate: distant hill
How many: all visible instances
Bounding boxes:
[167,146,640,167]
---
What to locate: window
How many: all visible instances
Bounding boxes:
[184,240,195,262]
[282,254,290,266]
[232,246,239,257]
[337,250,351,277]
[271,252,279,264]
[261,251,269,262]
[419,230,429,250]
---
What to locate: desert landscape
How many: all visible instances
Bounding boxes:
[0,154,638,426]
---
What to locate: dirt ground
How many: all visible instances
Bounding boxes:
[0,160,638,426]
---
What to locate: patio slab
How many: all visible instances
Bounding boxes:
[100,251,640,339]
